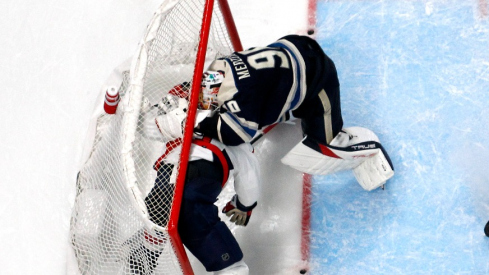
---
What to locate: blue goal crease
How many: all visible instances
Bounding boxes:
[309,1,489,274]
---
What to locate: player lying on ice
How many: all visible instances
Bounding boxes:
[126,78,259,275]
[196,34,395,191]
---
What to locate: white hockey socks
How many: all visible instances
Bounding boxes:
[281,127,394,191]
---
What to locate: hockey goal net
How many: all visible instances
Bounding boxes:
[69,0,241,274]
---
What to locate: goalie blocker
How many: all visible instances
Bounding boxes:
[281,127,394,191]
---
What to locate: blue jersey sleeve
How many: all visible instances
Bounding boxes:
[197,110,255,146]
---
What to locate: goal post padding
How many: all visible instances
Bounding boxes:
[69,0,241,274]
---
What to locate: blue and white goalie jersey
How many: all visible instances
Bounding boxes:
[199,35,343,146]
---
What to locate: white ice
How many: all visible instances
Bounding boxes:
[2,0,489,274]
[0,0,308,274]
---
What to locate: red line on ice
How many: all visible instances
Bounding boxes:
[480,0,488,18]
[307,0,317,35]
[301,173,312,269]
[301,0,317,270]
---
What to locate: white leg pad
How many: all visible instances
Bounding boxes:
[280,139,372,175]
[281,127,394,190]
[353,148,394,191]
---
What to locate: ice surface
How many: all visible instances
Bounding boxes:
[0,0,308,274]
[190,122,307,275]
[2,0,489,274]
[311,0,489,274]
[0,1,163,274]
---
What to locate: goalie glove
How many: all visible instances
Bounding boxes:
[155,97,188,141]
[222,195,257,226]
[158,94,188,115]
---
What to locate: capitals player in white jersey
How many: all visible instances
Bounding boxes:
[198,34,395,191]
[127,78,259,275]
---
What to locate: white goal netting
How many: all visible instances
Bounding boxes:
[69,0,235,274]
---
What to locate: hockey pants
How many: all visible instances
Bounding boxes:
[178,160,243,272]
[281,35,344,145]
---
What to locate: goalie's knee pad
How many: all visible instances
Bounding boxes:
[280,127,394,190]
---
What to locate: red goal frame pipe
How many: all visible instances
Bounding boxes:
[167,0,244,274]
[168,0,216,274]
[217,0,243,52]
[167,1,249,273]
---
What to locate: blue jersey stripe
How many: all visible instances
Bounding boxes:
[268,41,306,111]
[221,112,258,139]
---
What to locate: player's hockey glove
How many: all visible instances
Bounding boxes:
[155,95,188,141]
[158,94,188,115]
[222,195,257,226]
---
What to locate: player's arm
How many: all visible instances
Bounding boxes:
[197,110,257,146]
[152,82,191,141]
[221,142,260,226]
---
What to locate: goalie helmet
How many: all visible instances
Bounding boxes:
[200,70,224,110]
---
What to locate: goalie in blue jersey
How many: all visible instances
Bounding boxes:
[198,34,342,146]
[198,34,395,191]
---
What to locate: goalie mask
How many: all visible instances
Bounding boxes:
[199,70,224,110]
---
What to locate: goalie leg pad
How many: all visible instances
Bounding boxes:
[281,127,382,175]
[280,138,368,175]
[353,146,394,191]
[281,127,394,190]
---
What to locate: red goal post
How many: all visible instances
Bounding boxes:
[168,0,243,274]
[69,0,243,274]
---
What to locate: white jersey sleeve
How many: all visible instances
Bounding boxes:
[224,143,260,207]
